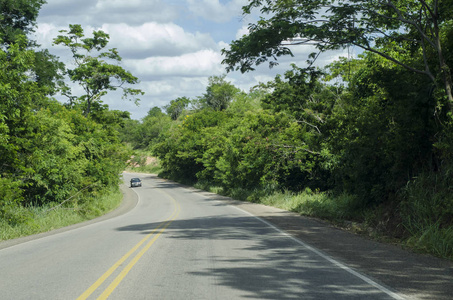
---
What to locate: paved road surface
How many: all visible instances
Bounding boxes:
[0,173,450,299]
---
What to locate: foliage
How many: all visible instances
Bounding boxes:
[153,110,227,183]
[198,75,242,111]
[0,38,130,226]
[398,160,453,259]
[0,186,122,241]
[164,97,190,120]
[119,106,172,150]
[0,0,46,46]
[53,24,144,115]
[223,0,453,110]
[328,53,437,205]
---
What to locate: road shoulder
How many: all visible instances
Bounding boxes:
[0,183,138,250]
[189,185,453,300]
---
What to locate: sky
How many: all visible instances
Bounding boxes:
[34,0,349,120]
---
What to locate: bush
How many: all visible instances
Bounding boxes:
[398,159,453,259]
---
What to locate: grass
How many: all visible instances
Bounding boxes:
[193,181,366,222]
[405,224,453,259]
[0,187,123,242]
[398,167,453,260]
[191,179,452,260]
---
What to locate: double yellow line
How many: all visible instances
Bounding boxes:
[77,193,181,300]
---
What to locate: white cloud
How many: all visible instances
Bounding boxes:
[100,23,218,58]
[125,49,224,78]
[95,0,142,9]
[187,0,247,23]
[38,0,180,26]
[235,25,250,39]
[35,0,347,119]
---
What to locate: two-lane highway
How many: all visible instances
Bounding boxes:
[0,173,406,299]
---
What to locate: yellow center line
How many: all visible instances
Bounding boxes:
[97,210,180,300]
[77,193,180,300]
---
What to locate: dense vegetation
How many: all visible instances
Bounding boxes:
[124,1,453,259]
[1,1,451,259]
[0,1,138,237]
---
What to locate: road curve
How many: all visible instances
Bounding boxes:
[0,172,450,299]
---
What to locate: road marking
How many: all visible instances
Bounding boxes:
[97,216,178,299]
[231,205,407,300]
[194,191,405,300]
[77,187,180,300]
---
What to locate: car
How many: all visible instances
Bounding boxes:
[130,178,142,187]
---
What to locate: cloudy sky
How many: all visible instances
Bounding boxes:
[35,0,349,120]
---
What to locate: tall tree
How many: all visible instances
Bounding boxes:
[202,75,241,111]
[0,0,46,46]
[222,0,453,110]
[164,96,190,120]
[54,24,144,115]
[1,1,63,95]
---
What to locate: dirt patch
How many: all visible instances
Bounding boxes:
[128,156,157,168]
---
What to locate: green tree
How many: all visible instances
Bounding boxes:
[0,36,45,178]
[153,110,227,183]
[32,49,65,95]
[222,0,453,110]
[53,24,144,115]
[201,75,241,111]
[164,96,190,120]
[0,0,46,46]
[327,53,437,205]
[0,1,64,96]
[121,107,171,150]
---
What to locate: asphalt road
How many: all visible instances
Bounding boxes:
[0,172,450,299]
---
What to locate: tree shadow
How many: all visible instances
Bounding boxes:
[116,214,399,299]
[118,176,453,299]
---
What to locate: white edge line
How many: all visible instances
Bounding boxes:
[197,191,406,300]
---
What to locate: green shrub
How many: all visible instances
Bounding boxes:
[399,163,453,259]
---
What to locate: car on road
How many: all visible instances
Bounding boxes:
[130,178,142,187]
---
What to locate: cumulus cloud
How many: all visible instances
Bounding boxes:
[125,49,224,79]
[100,23,218,59]
[35,0,345,119]
[38,0,180,26]
[235,25,250,39]
[187,0,247,23]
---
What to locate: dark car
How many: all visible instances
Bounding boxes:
[130,178,142,187]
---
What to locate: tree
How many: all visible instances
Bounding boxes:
[53,24,144,115]
[202,75,241,111]
[0,1,64,96]
[327,52,437,204]
[222,0,453,111]
[164,96,190,120]
[0,36,45,178]
[0,0,46,46]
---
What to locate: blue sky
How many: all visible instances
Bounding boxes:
[35,0,348,119]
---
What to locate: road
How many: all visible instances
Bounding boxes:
[0,173,414,299]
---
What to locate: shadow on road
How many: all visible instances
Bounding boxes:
[117,214,397,299]
[120,174,453,300]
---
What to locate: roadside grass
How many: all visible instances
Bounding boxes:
[191,179,452,260]
[0,187,122,242]
[398,168,453,260]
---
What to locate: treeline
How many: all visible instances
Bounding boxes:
[1,1,138,225]
[124,33,453,257]
[126,58,452,207]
